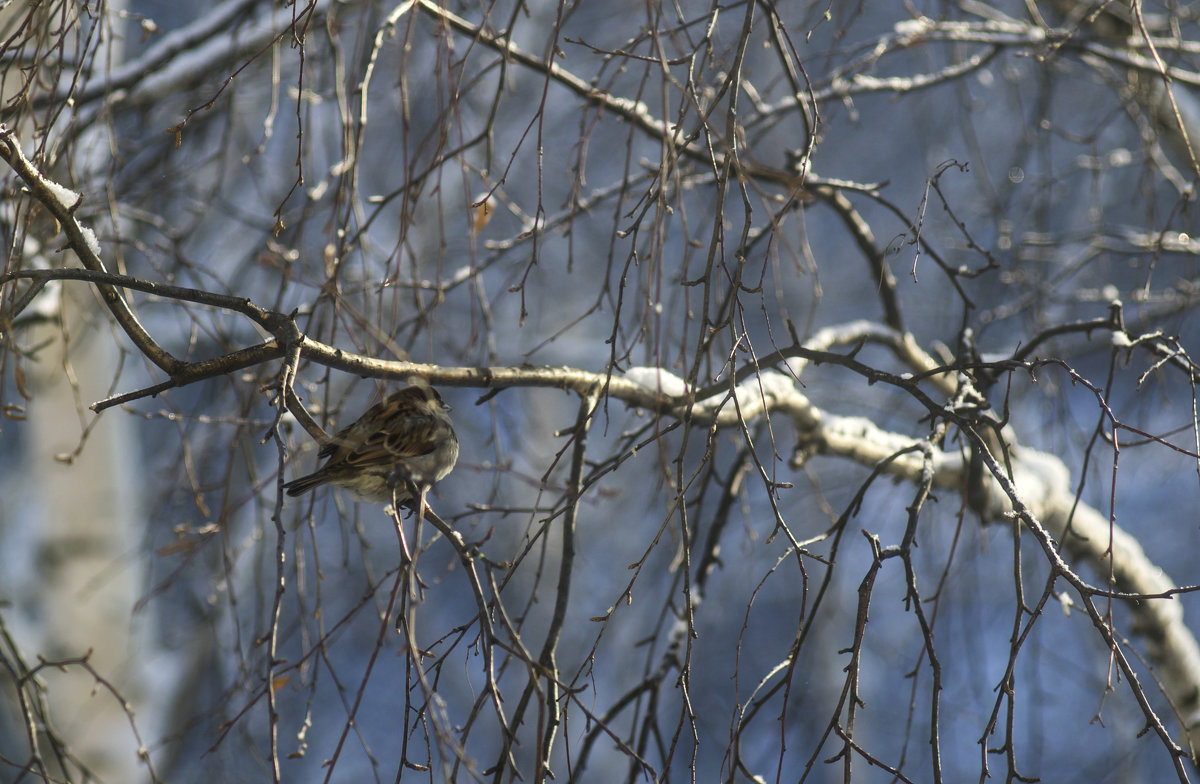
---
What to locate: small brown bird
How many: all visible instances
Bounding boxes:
[284,381,459,505]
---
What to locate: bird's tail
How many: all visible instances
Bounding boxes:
[283,473,326,497]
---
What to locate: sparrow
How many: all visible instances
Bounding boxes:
[284,381,459,505]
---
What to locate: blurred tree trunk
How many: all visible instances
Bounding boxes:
[1,3,159,782]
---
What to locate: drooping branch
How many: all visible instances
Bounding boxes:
[0,126,182,375]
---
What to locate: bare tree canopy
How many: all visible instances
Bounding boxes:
[3,1,1200,782]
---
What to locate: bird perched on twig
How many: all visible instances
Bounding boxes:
[284,380,459,506]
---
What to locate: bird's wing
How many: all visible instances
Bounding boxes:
[346,414,444,467]
[318,388,443,469]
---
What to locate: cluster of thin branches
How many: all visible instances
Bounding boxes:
[3,2,1200,783]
